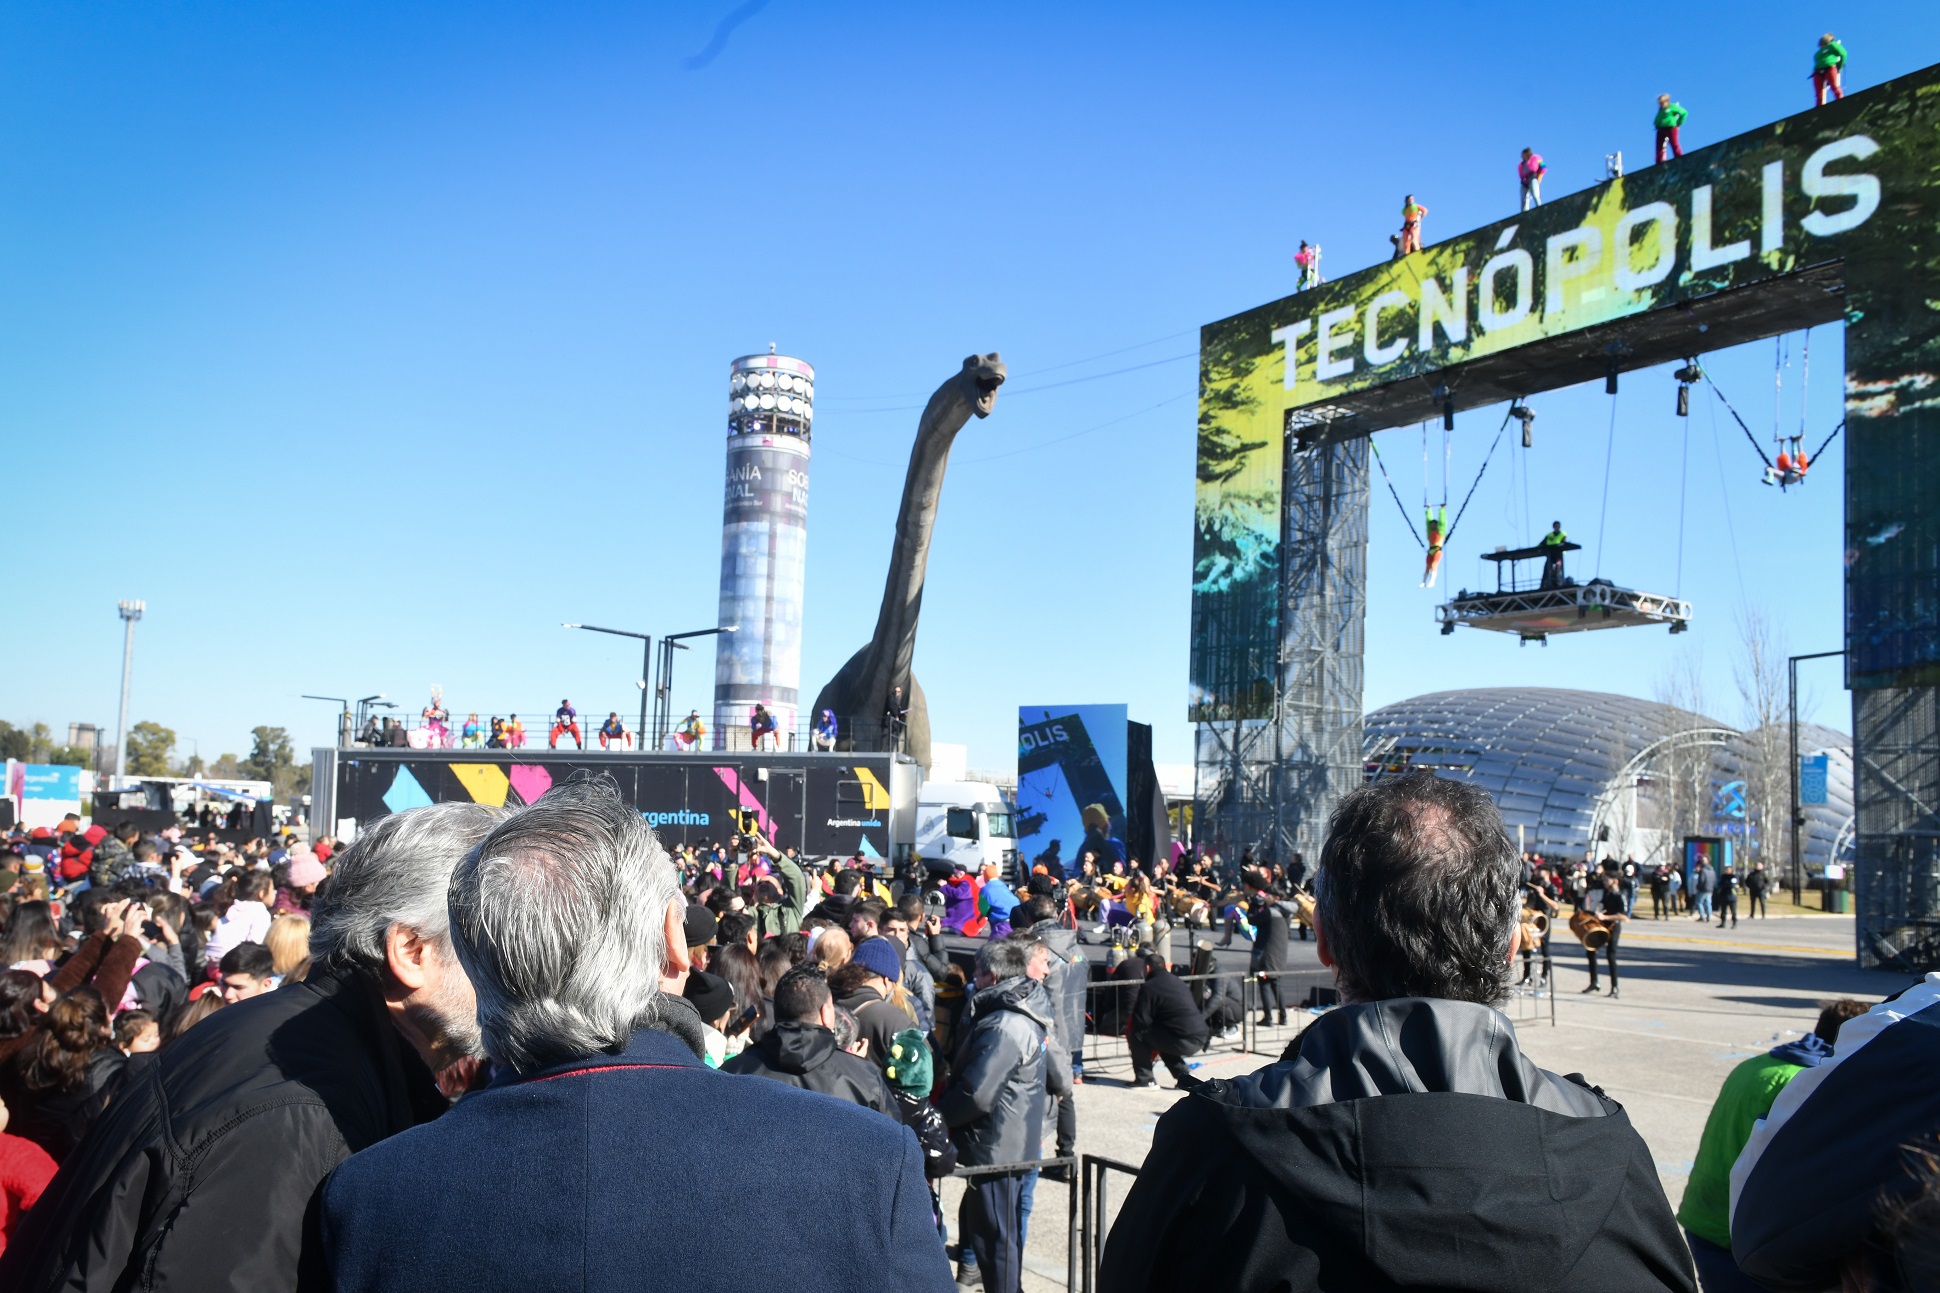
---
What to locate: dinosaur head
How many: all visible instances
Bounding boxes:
[960,353,1006,418]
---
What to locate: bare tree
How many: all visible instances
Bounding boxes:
[1652,647,1716,853]
[1733,610,1789,870]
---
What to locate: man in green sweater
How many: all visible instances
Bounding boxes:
[1655,94,1688,162]
[1677,998,1869,1290]
[1813,34,1847,106]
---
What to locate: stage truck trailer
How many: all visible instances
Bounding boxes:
[309,747,1011,868]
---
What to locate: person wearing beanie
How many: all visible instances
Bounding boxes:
[277,850,328,914]
[682,971,737,1068]
[829,937,918,1070]
[683,904,718,974]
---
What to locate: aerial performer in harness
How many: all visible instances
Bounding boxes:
[1812,33,1846,105]
[1763,438,1811,489]
[1293,240,1322,291]
[675,709,707,752]
[598,712,628,749]
[1421,506,1447,588]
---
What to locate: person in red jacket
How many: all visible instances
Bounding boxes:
[0,1095,58,1259]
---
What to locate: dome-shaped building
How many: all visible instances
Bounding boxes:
[1363,687,1853,873]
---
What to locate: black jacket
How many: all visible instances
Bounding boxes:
[721,1021,897,1116]
[1099,998,1695,1293]
[938,977,1068,1165]
[893,1090,960,1179]
[834,983,919,1070]
[1128,965,1210,1051]
[908,928,953,984]
[0,965,447,1293]
[0,1046,126,1163]
[1195,970,1246,1028]
[1249,898,1290,971]
[1026,919,1087,1055]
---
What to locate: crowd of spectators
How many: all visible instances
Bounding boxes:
[0,773,1933,1292]
[0,815,331,1261]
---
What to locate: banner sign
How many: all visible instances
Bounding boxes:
[1016,705,1129,872]
[1800,753,1831,806]
[1191,62,1940,714]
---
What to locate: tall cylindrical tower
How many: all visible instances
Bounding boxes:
[713,350,814,750]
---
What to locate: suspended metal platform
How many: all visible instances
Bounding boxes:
[1437,542,1691,644]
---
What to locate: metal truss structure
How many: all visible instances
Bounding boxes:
[1196,424,1367,869]
[1854,685,1940,970]
[1438,582,1692,643]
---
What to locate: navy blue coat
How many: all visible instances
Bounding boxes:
[321,1023,953,1293]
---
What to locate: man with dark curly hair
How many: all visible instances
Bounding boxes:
[1099,770,1696,1293]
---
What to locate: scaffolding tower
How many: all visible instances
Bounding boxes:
[1855,685,1940,970]
[1195,419,1367,870]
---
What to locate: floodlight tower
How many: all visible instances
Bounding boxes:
[712,348,814,749]
[113,599,144,780]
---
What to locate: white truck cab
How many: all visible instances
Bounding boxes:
[913,780,1018,878]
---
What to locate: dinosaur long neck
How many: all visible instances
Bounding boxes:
[860,380,974,707]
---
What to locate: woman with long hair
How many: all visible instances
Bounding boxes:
[3,903,62,976]
[0,970,48,1070]
[164,992,225,1044]
[711,943,766,1052]
[1,986,124,1161]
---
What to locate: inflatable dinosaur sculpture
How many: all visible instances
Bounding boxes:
[812,352,1005,770]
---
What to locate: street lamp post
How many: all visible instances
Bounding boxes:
[1788,649,1846,907]
[563,624,652,749]
[653,626,737,750]
[113,600,145,780]
[301,695,353,748]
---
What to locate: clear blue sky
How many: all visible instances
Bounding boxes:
[4,2,1927,772]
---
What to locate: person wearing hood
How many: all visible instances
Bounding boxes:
[723,967,895,1114]
[321,778,951,1293]
[938,936,1071,1293]
[1676,998,1870,1291]
[1098,770,1695,1293]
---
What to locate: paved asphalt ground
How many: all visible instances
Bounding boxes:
[936,911,1903,1291]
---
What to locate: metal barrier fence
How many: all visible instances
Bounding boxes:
[365,714,906,755]
[946,1157,1082,1291]
[942,1152,1136,1293]
[1076,965,1338,1077]
[1076,1155,1141,1293]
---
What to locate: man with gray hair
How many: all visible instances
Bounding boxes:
[320,777,953,1291]
[1098,770,1695,1293]
[0,802,498,1293]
